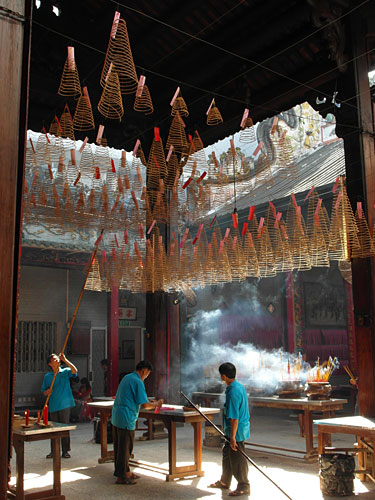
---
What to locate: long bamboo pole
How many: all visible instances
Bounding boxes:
[43,230,104,410]
[180,391,294,500]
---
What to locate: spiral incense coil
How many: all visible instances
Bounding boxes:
[35,133,52,165]
[147,136,167,189]
[285,201,311,271]
[351,208,375,258]
[78,144,94,178]
[207,100,223,126]
[49,136,65,164]
[256,227,276,277]
[98,69,124,120]
[166,113,188,154]
[171,92,189,117]
[133,84,153,115]
[265,205,288,272]
[225,234,246,282]
[242,232,259,278]
[306,191,329,267]
[165,152,180,190]
[73,95,95,131]
[239,116,256,143]
[254,153,273,188]
[273,127,298,179]
[57,49,82,98]
[59,105,75,141]
[100,18,138,95]
[328,184,360,261]
[49,116,61,137]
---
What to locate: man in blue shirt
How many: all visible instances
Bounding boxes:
[41,353,78,458]
[112,359,163,485]
[209,362,250,497]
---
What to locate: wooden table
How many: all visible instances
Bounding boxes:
[8,422,76,500]
[88,401,220,481]
[315,416,375,482]
[249,396,347,460]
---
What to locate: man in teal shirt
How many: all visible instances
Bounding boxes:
[41,353,78,458]
[112,360,163,484]
[209,362,250,497]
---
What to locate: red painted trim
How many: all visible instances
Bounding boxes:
[286,272,296,353]
[344,281,357,372]
[108,287,119,396]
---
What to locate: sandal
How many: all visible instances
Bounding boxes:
[209,480,229,489]
[130,473,140,479]
[228,489,250,496]
[115,477,137,485]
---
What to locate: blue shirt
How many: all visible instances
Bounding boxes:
[223,380,250,442]
[111,371,148,430]
[41,367,76,413]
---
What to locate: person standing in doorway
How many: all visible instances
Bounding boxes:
[111,360,163,484]
[209,362,250,497]
[41,353,78,458]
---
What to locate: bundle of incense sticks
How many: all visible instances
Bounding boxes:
[344,365,356,380]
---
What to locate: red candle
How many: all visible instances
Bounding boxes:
[43,406,48,425]
[25,410,29,426]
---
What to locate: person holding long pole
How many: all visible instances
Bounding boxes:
[209,362,250,497]
[41,353,78,458]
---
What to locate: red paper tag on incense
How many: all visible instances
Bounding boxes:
[179,228,189,248]
[183,177,192,189]
[209,215,217,228]
[170,86,180,106]
[111,159,116,173]
[96,124,104,142]
[248,206,255,221]
[232,212,238,228]
[314,198,322,215]
[242,222,248,235]
[139,224,145,239]
[269,201,276,217]
[94,233,103,246]
[223,228,230,241]
[357,201,363,218]
[112,248,116,260]
[274,212,282,228]
[166,145,174,162]
[304,186,315,202]
[124,230,128,245]
[147,220,156,234]
[95,167,100,179]
[271,116,278,135]
[79,136,89,153]
[247,232,254,247]
[73,172,81,186]
[332,176,340,193]
[154,127,160,142]
[253,142,263,156]
[258,217,264,233]
[240,108,249,128]
[133,139,140,156]
[230,139,236,158]
[291,192,297,207]
[136,75,146,97]
[206,98,215,115]
[196,171,207,184]
[102,250,107,263]
[114,235,119,248]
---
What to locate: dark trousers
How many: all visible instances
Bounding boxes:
[49,408,71,454]
[221,441,250,491]
[113,426,135,478]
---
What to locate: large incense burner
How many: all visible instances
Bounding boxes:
[304,381,332,400]
[276,379,304,398]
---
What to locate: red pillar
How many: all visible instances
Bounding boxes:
[107,287,119,396]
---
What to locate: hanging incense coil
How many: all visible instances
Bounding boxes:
[100,17,138,95]
[165,152,180,190]
[207,99,223,126]
[166,113,188,155]
[57,47,82,98]
[272,126,298,179]
[285,199,311,271]
[239,116,256,143]
[73,94,95,131]
[98,68,124,120]
[328,183,360,261]
[265,205,292,272]
[147,134,167,189]
[171,90,189,117]
[352,207,375,258]
[225,232,246,282]
[49,116,62,137]
[133,84,153,115]
[254,152,273,188]
[35,133,52,165]
[306,191,329,267]
[255,226,276,277]
[59,105,75,141]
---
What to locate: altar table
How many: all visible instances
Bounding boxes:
[88,401,220,481]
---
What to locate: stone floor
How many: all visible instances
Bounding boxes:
[9,407,375,499]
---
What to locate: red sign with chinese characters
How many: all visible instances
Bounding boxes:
[118,307,137,320]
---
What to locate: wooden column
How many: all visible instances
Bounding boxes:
[107,287,119,395]
[349,8,375,416]
[0,1,31,497]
